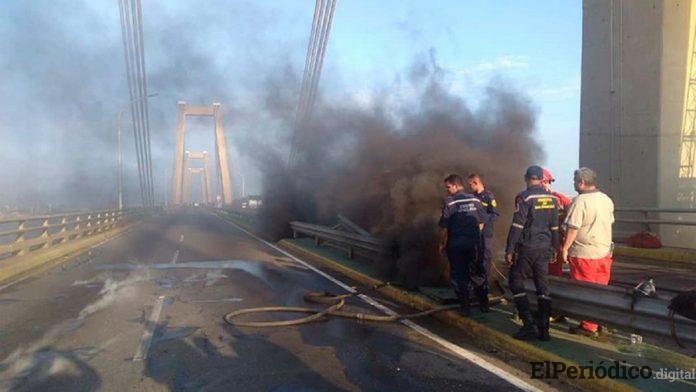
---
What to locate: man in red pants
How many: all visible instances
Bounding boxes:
[561,167,615,336]
[541,168,571,277]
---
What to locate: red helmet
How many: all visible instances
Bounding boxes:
[542,168,555,183]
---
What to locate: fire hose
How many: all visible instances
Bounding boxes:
[223,282,463,328]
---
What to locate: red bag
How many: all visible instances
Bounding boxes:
[627,232,662,248]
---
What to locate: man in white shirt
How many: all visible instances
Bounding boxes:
[561,167,615,335]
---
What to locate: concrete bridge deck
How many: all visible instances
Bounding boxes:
[0,211,548,391]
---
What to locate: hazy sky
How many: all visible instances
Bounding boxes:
[0,0,581,209]
[328,0,582,193]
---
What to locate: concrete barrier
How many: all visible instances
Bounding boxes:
[0,221,138,285]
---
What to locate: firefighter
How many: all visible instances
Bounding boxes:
[438,174,487,316]
[505,166,560,340]
[467,173,499,312]
[541,168,571,277]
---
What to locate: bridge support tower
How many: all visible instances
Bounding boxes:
[171,102,233,206]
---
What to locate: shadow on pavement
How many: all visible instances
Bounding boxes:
[144,322,344,391]
[0,346,102,392]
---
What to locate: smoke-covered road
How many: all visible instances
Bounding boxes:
[0,211,551,391]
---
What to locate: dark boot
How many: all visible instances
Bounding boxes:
[459,296,471,317]
[537,297,552,341]
[475,287,490,313]
[512,293,537,340]
[513,311,538,340]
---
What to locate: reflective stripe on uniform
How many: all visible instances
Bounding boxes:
[513,292,527,298]
[523,194,554,202]
[512,223,524,229]
[550,226,559,231]
[448,198,482,206]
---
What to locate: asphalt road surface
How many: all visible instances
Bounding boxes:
[0,210,549,392]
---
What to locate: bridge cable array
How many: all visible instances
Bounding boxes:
[117,0,155,207]
[288,0,338,166]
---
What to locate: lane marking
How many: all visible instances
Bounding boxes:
[179,234,184,242]
[219,216,541,392]
[170,250,180,264]
[189,297,243,303]
[133,295,165,361]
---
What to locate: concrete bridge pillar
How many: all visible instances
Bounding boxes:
[581,0,696,247]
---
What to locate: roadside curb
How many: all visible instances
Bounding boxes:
[0,221,138,286]
[614,245,696,268]
[278,239,635,392]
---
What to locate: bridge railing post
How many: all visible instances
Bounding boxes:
[40,217,50,248]
[74,215,81,239]
[58,216,67,244]
[15,220,26,256]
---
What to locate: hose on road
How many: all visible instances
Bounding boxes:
[223,282,462,328]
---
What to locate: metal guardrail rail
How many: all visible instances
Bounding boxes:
[291,217,696,343]
[614,207,696,229]
[525,277,696,344]
[616,207,696,213]
[290,220,383,259]
[336,214,371,236]
[0,208,142,260]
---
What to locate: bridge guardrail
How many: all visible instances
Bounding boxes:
[0,208,142,260]
[291,217,696,344]
[614,207,696,231]
[525,277,696,344]
[290,221,383,259]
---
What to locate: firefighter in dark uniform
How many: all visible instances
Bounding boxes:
[438,174,487,316]
[505,166,560,340]
[467,173,499,311]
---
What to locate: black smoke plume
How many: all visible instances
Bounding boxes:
[255,54,543,287]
